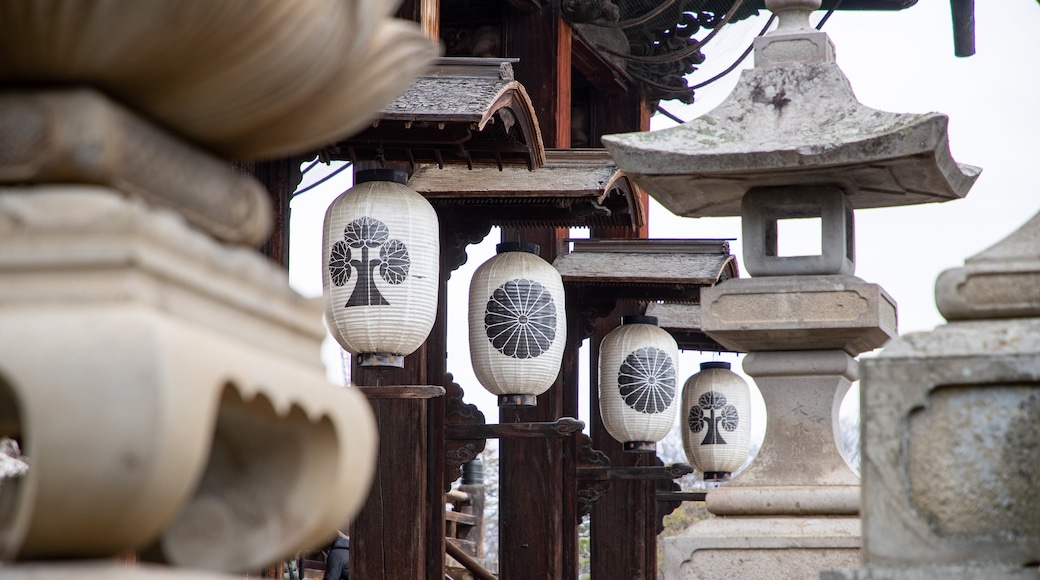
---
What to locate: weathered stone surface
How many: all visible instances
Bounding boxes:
[603,59,979,217]
[0,188,377,571]
[705,350,860,517]
[858,319,1040,569]
[701,276,897,355]
[823,564,1040,580]
[0,90,272,245]
[936,209,1040,320]
[662,516,860,580]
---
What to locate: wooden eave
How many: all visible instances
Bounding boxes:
[334,58,546,170]
[553,238,739,303]
[407,149,645,229]
[644,302,736,353]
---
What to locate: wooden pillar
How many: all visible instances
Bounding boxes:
[499,5,574,578]
[586,91,655,577]
[497,226,574,580]
[505,4,571,150]
[232,158,303,267]
[396,0,439,41]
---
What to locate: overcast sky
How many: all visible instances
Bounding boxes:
[288,0,1040,453]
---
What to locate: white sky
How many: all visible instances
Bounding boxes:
[288,0,1040,457]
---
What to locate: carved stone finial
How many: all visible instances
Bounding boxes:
[765,0,822,32]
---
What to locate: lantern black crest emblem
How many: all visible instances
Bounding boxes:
[328,216,410,307]
[618,347,676,414]
[688,392,739,445]
[484,279,557,359]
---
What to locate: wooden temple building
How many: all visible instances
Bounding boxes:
[234,1,954,578]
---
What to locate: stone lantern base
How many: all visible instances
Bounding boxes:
[663,516,860,579]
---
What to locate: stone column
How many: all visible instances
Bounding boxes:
[824,209,1040,580]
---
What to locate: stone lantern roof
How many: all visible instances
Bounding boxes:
[602,0,980,218]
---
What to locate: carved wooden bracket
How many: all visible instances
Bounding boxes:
[576,434,610,521]
[444,373,487,488]
[439,216,493,276]
[568,289,617,342]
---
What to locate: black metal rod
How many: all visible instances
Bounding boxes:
[951,0,976,57]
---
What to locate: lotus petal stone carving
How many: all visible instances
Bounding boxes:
[0,0,439,159]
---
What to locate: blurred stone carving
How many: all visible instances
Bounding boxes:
[0,0,437,576]
[0,0,439,160]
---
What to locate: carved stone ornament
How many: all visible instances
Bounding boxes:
[0,188,377,572]
[0,0,438,160]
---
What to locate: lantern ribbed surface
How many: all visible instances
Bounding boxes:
[598,316,680,450]
[681,361,751,480]
[322,178,439,360]
[468,243,566,405]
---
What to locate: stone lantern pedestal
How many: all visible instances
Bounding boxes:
[659,275,895,579]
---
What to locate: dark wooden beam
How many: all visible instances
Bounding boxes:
[446,418,584,440]
[577,464,694,481]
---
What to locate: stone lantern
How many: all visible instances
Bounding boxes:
[603,0,979,576]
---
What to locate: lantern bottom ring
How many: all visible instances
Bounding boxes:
[623,441,656,453]
[703,471,731,481]
[357,352,406,368]
[498,393,537,407]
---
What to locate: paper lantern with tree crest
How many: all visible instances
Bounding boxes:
[598,316,680,452]
[681,361,751,481]
[322,168,439,367]
[468,243,566,407]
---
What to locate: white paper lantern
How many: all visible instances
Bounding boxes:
[468,243,566,407]
[598,316,680,452]
[322,169,439,367]
[681,362,751,480]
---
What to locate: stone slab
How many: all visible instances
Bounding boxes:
[0,186,324,364]
[700,276,897,355]
[662,516,860,580]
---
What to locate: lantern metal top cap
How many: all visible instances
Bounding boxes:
[354,168,409,185]
[621,315,658,326]
[496,242,540,255]
[602,3,980,218]
[700,361,732,370]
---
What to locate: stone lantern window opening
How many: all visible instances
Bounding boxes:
[741,185,855,277]
[775,216,821,258]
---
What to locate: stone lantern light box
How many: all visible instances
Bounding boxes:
[743,185,854,277]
